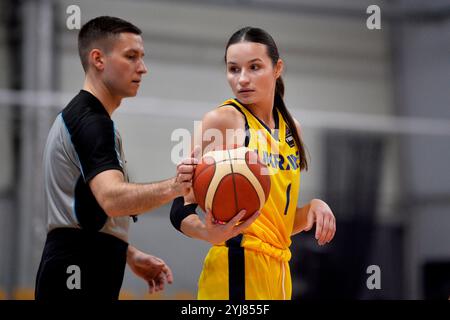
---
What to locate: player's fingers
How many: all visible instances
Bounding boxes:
[234,211,260,233]
[227,210,246,228]
[328,217,336,243]
[315,211,324,241]
[324,215,334,243]
[205,209,214,226]
[322,216,332,244]
[319,214,331,245]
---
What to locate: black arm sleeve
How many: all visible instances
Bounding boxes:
[170,196,198,233]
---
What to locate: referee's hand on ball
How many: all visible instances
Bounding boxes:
[175,146,201,196]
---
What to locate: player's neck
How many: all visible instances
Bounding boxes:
[83,77,122,116]
[247,99,275,129]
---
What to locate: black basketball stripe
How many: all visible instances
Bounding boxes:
[192,160,217,186]
[227,149,239,215]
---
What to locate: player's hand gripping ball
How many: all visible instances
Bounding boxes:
[193,146,271,222]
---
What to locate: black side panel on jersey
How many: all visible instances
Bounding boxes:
[61,90,123,231]
[62,90,123,183]
[74,175,108,231]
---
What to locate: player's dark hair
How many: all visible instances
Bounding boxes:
[78,16,142,72]
[225,26,308,171]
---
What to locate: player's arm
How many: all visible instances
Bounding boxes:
[171,196,260,245]
[180,105,247,207]
[198,106,248,153]
[170,107,259,244]
[89,155,197,217]
[72,115,197,218]
[290,118,336,244]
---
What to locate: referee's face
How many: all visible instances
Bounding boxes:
[102,32,148,98]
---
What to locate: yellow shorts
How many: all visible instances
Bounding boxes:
[197,235,292,300]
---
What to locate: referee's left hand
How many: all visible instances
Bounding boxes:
[127,246,174,294]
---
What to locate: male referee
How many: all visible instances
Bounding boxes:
[35,16,197,301]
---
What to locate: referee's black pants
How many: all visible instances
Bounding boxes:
[35,228,128,301]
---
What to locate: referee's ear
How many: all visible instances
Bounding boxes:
[90,48,105,72]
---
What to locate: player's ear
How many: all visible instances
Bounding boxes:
[90,48,105,71]
[275,59,284,79]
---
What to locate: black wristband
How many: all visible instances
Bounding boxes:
[170,196,198,233]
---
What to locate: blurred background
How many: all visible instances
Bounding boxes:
[0,0,449,300]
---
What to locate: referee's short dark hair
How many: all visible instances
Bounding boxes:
[78,16,142,72]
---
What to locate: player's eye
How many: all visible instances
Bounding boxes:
[250,64,260,71]
[228,67,240,73]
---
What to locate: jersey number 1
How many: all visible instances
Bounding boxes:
[283,183,292,215]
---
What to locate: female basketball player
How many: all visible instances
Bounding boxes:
[170,27,336,300]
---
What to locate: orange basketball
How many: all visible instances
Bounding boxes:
[193,146,271,222]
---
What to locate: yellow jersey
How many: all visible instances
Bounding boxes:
[221,99,301,262]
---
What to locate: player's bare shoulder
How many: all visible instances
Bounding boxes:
[202,105,246,132]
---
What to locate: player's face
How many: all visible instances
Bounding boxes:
[226,42,280,105]
[102,33,147,98]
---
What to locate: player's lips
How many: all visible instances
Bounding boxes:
[238,89,255,93]
[132,80,141,84]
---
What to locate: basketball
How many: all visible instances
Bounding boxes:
[193,145,271,222]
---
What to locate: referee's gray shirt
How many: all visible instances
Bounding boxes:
[43,90,130,242]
